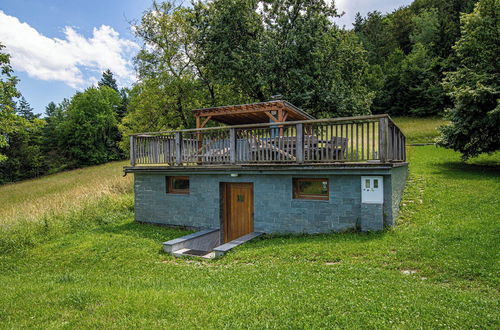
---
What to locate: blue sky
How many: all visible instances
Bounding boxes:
[0,0,411,114]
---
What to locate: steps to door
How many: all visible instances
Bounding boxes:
[163,229,263,259]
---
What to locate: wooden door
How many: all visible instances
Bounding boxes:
[222,183,254,243]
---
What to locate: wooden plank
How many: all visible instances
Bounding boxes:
[129,114,406,166]
[362,123,365,160]
[366,123,369,161]
[201,116,211,128]
[355,123,359,161]
[296,123,304,164]
[195,115,200,129]
[372,121,376,159]
[130,135,136,166]
[175,132,182,165]
[130,114,393,136]
[379,117,388,162]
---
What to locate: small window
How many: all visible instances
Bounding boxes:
[373,179,379,189]
[166,176,189,194]
[365,179,371,188]
[293,178,329,200]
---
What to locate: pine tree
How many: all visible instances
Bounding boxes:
[16,96,39,120]
[98,69,118,91]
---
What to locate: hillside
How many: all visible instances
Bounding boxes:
[0,118,498,327]
[0,161,131,227]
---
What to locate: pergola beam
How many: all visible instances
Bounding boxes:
[195,115,213,129]
[195,105,283,117]
[264,111,280,122]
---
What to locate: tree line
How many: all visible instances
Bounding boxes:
[0,0,498,183]
[0,56,128,183]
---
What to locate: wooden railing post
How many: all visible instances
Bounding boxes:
[175,132,182,165]
[130,135,136,166]
[296,123,304,164]
[229,128,236,164]
[379,117,389,162]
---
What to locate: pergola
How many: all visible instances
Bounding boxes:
[192,100,315,129]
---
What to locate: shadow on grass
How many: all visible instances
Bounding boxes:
[95,221,192,242]
[253,229,388,248]
[96,219,388,257]
[432,161,500,179]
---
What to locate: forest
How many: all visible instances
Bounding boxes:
[0,0,498,184]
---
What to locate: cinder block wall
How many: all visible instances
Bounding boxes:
[389,165,409,225]
[134,166,407,234]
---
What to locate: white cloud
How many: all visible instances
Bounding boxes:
[0,10,138,88]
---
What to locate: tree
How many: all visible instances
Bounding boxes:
[98,69,118,91]
[197,0,266,102]
[372,44,446,116]
[410,0,479,58]
[0,43,21,163]
[386,6,414,54]
[120,0,246,149]
[41,100,68,171]
[0,116,45,183]
[400,43,446,116]
[410,8,440,52]
[60,87,123,166]
[353,11,398,65]
[133,1,214,128]
[438,0,499,159]
[261,0,372,117]
[16,96,39,120]
[201,0,373,117]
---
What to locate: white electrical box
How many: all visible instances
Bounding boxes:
[361,176,384,204]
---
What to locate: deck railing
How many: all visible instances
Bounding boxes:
[129,114,406,166]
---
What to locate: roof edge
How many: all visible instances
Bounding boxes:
[192,100,315,120]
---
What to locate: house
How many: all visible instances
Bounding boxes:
[124,100,407,256]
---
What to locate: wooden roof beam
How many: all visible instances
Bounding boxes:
[195,106,283,117]
[264,111,279,122]
[200,116,211,128]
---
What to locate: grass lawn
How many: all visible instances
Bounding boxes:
[393,116,448,144]
[0,118,499,328]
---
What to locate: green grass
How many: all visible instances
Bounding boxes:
[0,118,499,328]
[0,147,498,328]
[393,116,448,144]
[0,160,131,227]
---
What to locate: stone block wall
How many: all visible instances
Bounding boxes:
[134,165,408,234]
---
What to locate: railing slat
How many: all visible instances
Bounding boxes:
[129,115,406,166]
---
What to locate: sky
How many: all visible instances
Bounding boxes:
[0,0,412,115]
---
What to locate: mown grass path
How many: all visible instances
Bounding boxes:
[0,146,498,328]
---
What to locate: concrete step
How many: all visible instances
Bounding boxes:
[166,231,264,259]
[172,248,215,259]
[213,232,264,257]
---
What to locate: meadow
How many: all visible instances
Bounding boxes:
[393,116,448,144]
[0,117,498,328]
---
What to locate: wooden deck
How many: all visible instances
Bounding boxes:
[129,114,406,167]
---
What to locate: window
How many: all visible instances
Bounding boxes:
[166,176,189,194]
[293,178,329,200]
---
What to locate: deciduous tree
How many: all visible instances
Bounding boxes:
[439,0,499,159]
[60,87,122,166]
